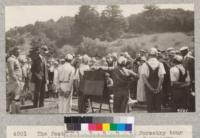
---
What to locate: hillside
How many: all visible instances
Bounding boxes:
[6,6,194,57]
[11,32,194,57]
[109,32,194,52]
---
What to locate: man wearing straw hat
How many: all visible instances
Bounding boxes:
[57,54,75,113]
[141,48,166,112]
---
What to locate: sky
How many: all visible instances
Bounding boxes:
[5,4,194,31]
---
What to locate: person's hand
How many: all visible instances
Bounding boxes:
[154,87,162,94]
[91,66,99,70]
[154,89,160,94]
[95,66,100,70]
[191,92,195,96]
[64,91,71,98]
[180,83,190,88]
[149,87,155,93]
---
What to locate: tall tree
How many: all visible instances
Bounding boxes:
[100,5,128,41]
[72,5,100,44]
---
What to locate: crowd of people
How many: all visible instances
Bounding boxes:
[6,45,195,113]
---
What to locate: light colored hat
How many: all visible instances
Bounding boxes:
[49,58,55,62]
[169,49,176,55]
[65,54,73,61]
[91,57,96,62]
[149,48,158,55]
[102,57,106,61]
[59,58,65,62]
[180,46,189,52]
[117,56,127,65]
[18,55,27,63]
[41,45,48,50]
[140,49,146,53]
[140,56,146,61]
[111,52,118,59]
[105,72,110,77]
[124,52,129,56]
[166,47,175,52]
[82,54,90,64]
[124,52,131,59]
[174,55,183,62]
[54,61,58,65]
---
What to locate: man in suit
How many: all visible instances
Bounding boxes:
[31,45,49,108]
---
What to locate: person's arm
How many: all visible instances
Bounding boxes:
[126,69,139,79]
[107,78,114,87]
[155,75,164,93]
[142,74,155,92]
[179,70,191,87]
[155,63,165,93]
[53,69,59,91]
[170,66,191,87]
[7,59,17,81]
[69,68,75,92]
[93,65,115,71]
[140,63,155,92]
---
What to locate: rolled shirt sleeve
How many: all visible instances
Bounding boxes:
[170,67,179,82]
[158,62,166,77]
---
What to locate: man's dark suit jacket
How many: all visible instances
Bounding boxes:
[31,54,48,83]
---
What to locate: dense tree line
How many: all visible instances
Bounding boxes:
[6,5,194,57]
[128,5,194,33]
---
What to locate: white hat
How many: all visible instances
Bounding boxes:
[180,46,189,52]
[166,47,175,52]
[124,52,129,56]
[59,58,65,62]
[117,56,127,65]
[54,61,58,65]
[18,55,27,63]
[149,48,158,55]
[82,54,90,64]
[112,52,118,59]
[65,54,73,61]
[124,52,131,59]
[140,56,146,61]
[174,55,183,62]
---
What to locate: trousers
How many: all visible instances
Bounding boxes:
[146,89,162,113]
[33,79,45,108]
[113,88,129,113]
[57,93,72,113]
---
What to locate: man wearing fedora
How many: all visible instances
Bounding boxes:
[31,45,49,108]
